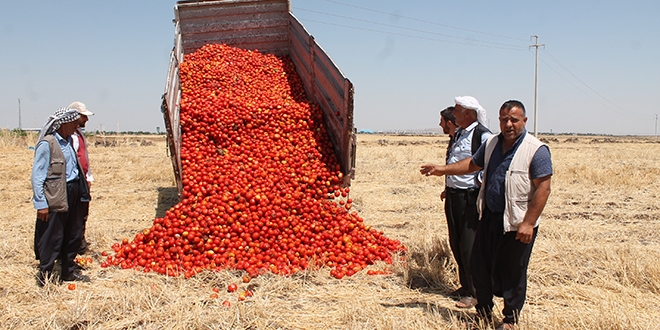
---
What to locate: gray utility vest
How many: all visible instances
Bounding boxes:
[42,134,69,212]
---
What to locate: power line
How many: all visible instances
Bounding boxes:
[538,49,649,121]
[535,52,648,121]
[542,49,633,114]
[298,18,525,51]
[18,98,22,130]
[319,0,529,42]
[294,7,526,50]
[530,36,544,137]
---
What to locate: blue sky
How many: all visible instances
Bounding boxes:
[2,0,659,135]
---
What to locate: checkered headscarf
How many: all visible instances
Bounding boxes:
[36,107,81,143]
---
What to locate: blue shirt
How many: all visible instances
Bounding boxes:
[446,121,491,189]
[472,129,553,213]
[31,132,79,210]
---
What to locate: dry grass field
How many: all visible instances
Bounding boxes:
[1,130,659,329]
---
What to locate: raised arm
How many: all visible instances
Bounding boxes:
[420,158,482,177]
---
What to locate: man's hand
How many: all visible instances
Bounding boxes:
[515,222,535,244]
[440,190,446,201]
[87,181,92,191]
[420,164,443,177]
[37,208,49,221]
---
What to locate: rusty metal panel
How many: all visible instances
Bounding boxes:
[288,15,312,101]
[161,49,184,195]
[312,48,354,179]
[182,34,289,56]
[176,0,289,54]
[289,13,355,181]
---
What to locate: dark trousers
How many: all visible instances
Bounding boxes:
[80,201,89,238]
[34,177,83,279]
[470,207,537,324]
[445,187,480,297]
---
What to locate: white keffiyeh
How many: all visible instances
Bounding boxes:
[454,96,488,128]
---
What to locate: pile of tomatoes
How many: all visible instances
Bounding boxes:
[105,44,405,279]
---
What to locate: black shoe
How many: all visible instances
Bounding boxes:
[37,271,57,287]
[78,238,89,255]
[36,272,47,287]
[61,272,90,283]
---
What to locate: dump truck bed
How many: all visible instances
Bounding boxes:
[162,0,355,196]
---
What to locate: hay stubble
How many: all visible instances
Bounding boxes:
[1,131,659,329]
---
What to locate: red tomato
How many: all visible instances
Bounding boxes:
[106,44,407,280]
[227,283,238,293]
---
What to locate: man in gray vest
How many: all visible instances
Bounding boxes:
[421,100,552,329]
[32,108,91,286]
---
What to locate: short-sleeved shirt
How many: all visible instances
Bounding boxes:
[446,121,492,189]
[472,130,553,213]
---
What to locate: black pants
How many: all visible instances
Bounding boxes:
[80,201,89,238]
[445,187,480,297]
[34,177,83,279]
[470,207,537,324]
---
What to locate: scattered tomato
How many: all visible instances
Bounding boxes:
[227,283,238,293]
[105,44,407,280]
[67,283,76,290]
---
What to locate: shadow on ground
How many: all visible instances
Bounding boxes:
[155,187,179,218]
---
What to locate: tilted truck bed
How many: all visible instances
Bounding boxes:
[161,0,355,196]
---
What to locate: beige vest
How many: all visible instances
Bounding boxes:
[42,135,69,212]
[477,132,545,232]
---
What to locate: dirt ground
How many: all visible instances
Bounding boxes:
[1,131,659,329]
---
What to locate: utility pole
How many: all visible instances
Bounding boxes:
[530,35,544,137]
[655,114,658,140]
[18,98,22,130]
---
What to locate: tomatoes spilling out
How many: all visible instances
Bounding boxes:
[107,44,406,279]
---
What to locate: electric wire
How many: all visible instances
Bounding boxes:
[541,49,649,120]
[301,0,653,128]
[298,18,525,51]
[294,7,526,50]
[534,50,648,121]
[319,0,529,42]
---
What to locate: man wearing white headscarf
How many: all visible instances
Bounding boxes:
[423,96,492,309]
[32,107,91,286]
[68,101,94,255]
[421,100,552,329]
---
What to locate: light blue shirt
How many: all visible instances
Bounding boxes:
[31,132,79,210]
[446,121,491,189]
